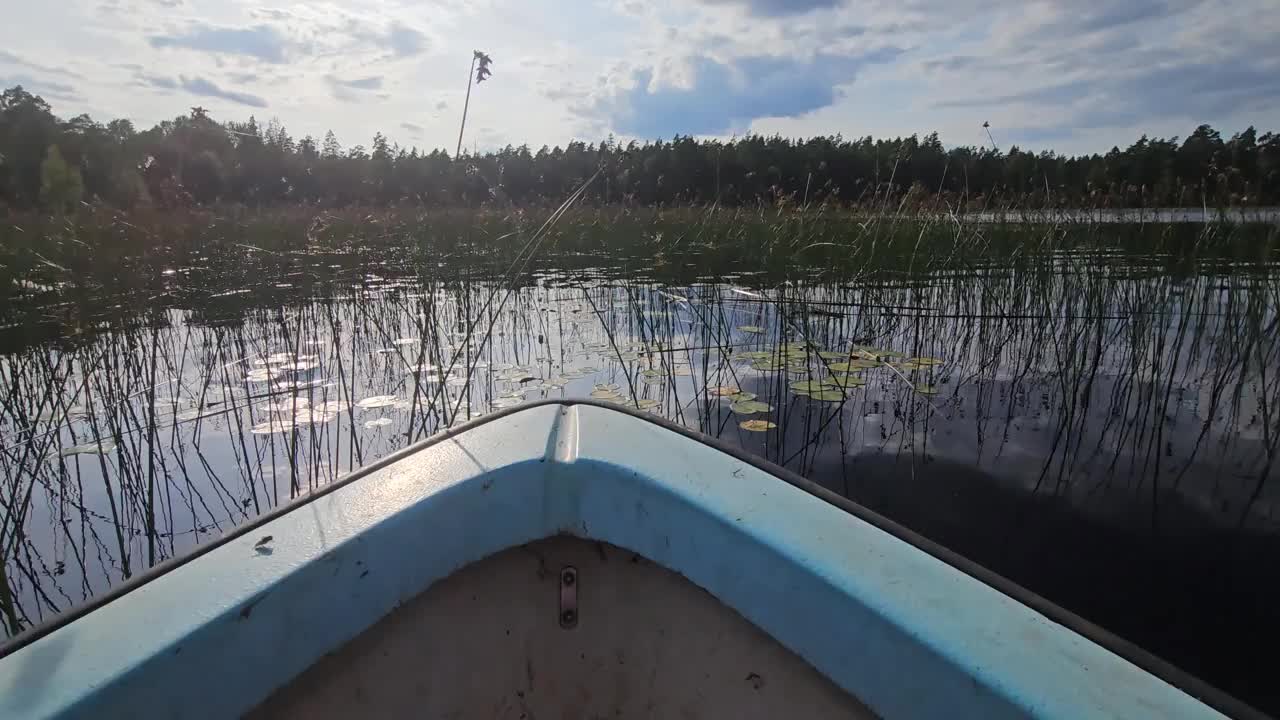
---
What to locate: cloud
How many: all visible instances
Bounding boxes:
[696,0,844,16]
[137,74,179,90]
[592,49,901,137]
[0,74,80,103]
[936,78,1093,109]
[435,100,448,111]
[179,76,268,107]
[400,122,423,134]
[0,50,83,80]
[923,0,1280,140]
[384,22,428,58]
[150,24,288,63]
[331,75,383,90]
[325,74,385,103]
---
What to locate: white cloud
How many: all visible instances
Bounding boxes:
[0,0,1275,155]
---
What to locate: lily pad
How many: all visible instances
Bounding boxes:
[356,395,398,409]
[363,417,393,428]
[590,389,623,400]
[59,440,117,457]
[725,391,758,403]
[730,400,773,415]
[789,380,828,393]
[910,357,946,366]
[914,383,940,396]
[634,398,659,410]
[738,325,765,334]
[709,385,742,397]
[827,373,867,388]
[739,420,777,432]
[807,389,847,402]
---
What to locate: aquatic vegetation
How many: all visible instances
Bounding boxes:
[1,207,1277,715]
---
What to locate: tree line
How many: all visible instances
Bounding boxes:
[3,84,1279,213]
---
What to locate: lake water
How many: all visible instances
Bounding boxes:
[1,219,1278,712]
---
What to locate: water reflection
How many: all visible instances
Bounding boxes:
[1,247,1278,710]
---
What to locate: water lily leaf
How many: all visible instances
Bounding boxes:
[827,372,867,388]
[710,385,741,397]
[356,395,398,409]
[634,398,659,410]
[363,417,393,428]
[914,383,940,396]
[789,380,827,393]
[739,420,777,432]
[725,391,757,402]
[59,440,117,457]
[910,357,946,366]
[738,325,764,334]
[731,400,773,414]
[807,389,847,402]
[590,389,623,400]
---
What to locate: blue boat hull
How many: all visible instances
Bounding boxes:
[0,401,1249,718]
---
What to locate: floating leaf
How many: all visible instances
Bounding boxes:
[363,417,393,428]
[831,358,880,372]
[59,440,117,457]
[807,389,847,402]
[827,373,867,388]
[730,400,773,415]
[492,396,524,408]
[739,420,777,432]
[634,398,659,410]
[914,383,940,396]
[738,325,764,334]
[640,368,665,378]
[750,359,786,372]
[710,385,741,397]
[392,338,420,346]
[590,389,623,400]
[725,391,758,402]
[316,400,350,413]
[356,395,398,409]
[244,368,279,383]
[296,408,337,425]
[910,357,946,366]
[789,380,827,393]
[736,350,771,360]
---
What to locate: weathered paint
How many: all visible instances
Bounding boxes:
[0,404,1226,719]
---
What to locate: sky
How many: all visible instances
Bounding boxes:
[2,0,1278,156]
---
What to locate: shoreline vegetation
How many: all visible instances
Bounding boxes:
[2,201,1275,355]
[3,85,1280,214]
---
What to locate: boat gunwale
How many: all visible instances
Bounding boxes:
[0,398,1265,720]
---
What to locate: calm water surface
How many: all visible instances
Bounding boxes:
[1,237,1277,710]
